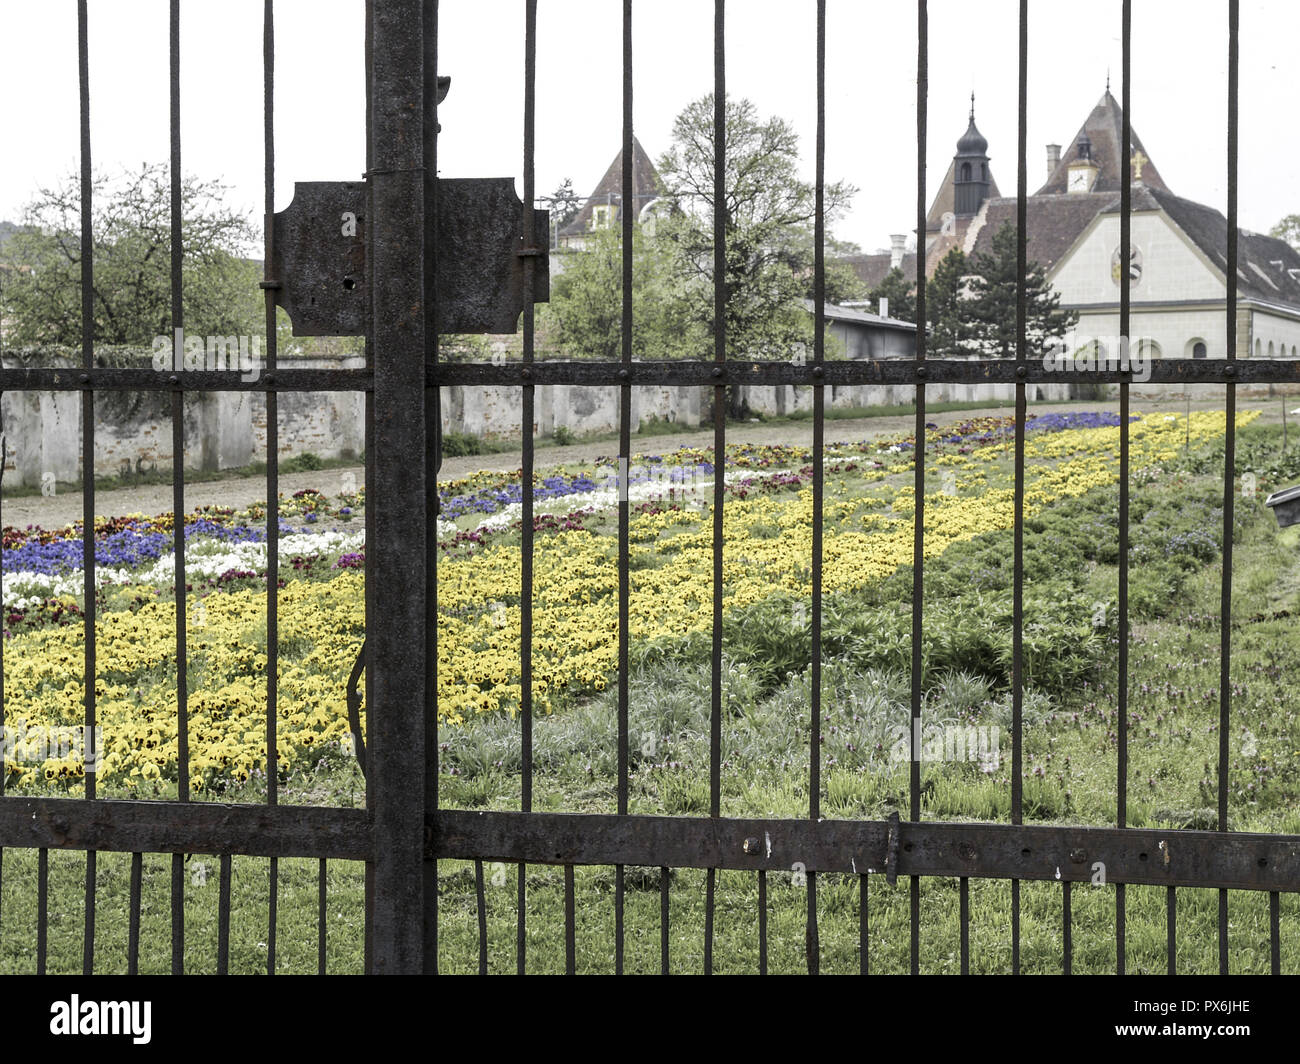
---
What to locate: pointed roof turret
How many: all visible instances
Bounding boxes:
[558,137,664,239]
[956,93,988,155]
[1037,87,1168,195]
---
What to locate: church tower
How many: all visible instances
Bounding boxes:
[953,93,991,216]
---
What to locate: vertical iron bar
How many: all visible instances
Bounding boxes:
[806,0,826,979]
[263,0,280,981]
[517,0,538,978]
[758,870,767,976]
[128,852,142,975]
[1166,885,1176,975]
[78,0,97,978]
[909,0,927,980]
[423,0,441,977]
[1269,891,1280,975]
[366,0,431,973]
[37,848,48,975]
[859,875,868,975]
[705,0,726,977]
[660,866,669,975]
[318,859,328,975]
[475,859,487,975]
[704,868,716,975]
[564,864,576,975]
[616,0,633,979]
[1063,880,1072,976]
[169,0,188,975]
[267,856,277,975]
[361,0,375,975]
[1219,0,1239,978]
[1010,0,1028,978]
[960,877,969,974]
[1116,0,1132,978]
[217,853,231,975]
[1011,879,1020,975]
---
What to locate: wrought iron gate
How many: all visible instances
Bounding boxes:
[426,0,1300,975]
[1,0,1298,976]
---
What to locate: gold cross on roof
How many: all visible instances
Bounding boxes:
[1131,148,1149,180]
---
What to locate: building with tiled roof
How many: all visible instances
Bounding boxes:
[557,137,664,251]
[849,87,1300,378]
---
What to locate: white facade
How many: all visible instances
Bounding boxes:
[1047,201,1300,397]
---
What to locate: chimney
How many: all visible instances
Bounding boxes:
[889,234,906,270]
[1046,143,1061,179]
[878,297,890,319]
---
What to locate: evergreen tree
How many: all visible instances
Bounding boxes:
[966,222,1077,357]
[866,266,916,323]
[925,248,981,358]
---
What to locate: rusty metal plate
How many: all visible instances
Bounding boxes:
[272,177,547,337]
[436,177,549,333]
[270,181,367,336]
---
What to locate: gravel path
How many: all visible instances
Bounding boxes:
[2,395,1284,528]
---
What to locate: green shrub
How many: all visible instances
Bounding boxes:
[442,432,484,457]
[282,451,323,472]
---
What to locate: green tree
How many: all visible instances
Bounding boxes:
[925,248,981,358]
[867,266,916,323]
[541,178,583,247]
[966,222,1077,357]
[656,94,856,413]
[1271,213,1300,251]
[545,223,702,361]
[1,163,261,350]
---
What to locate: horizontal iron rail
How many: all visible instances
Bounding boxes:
[434,357,1300,387]
[431,810,1300,892]
[0,797,370,860]
[1,358,1292,392]
[0,368,369,392]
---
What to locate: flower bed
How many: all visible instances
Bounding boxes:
[0,409,1256,791]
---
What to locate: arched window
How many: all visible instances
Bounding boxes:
[1269,340,1276,357]
[1193,341,1208,359]
[981,163,987,181]
[1255,338,1263,357]
[960,162,971,182]
[1137,339,1161,360]
[1293,345,1297,358]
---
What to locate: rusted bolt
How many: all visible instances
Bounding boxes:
[520,367,532,381]
[712,366,723,379]
[80,373,90,384]
[618,368,629,380]
[812,365,824,378]
[957,841,976,861]
[1069,848,1087,864]
[1223,363,1237,378]
[1016,364,1028,378]
[915,364,928,379]
[168,375,178,385]
[743,837,761,855]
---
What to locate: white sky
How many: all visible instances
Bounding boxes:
[2,0,1296,254]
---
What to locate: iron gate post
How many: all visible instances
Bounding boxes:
[365,0,431,974]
